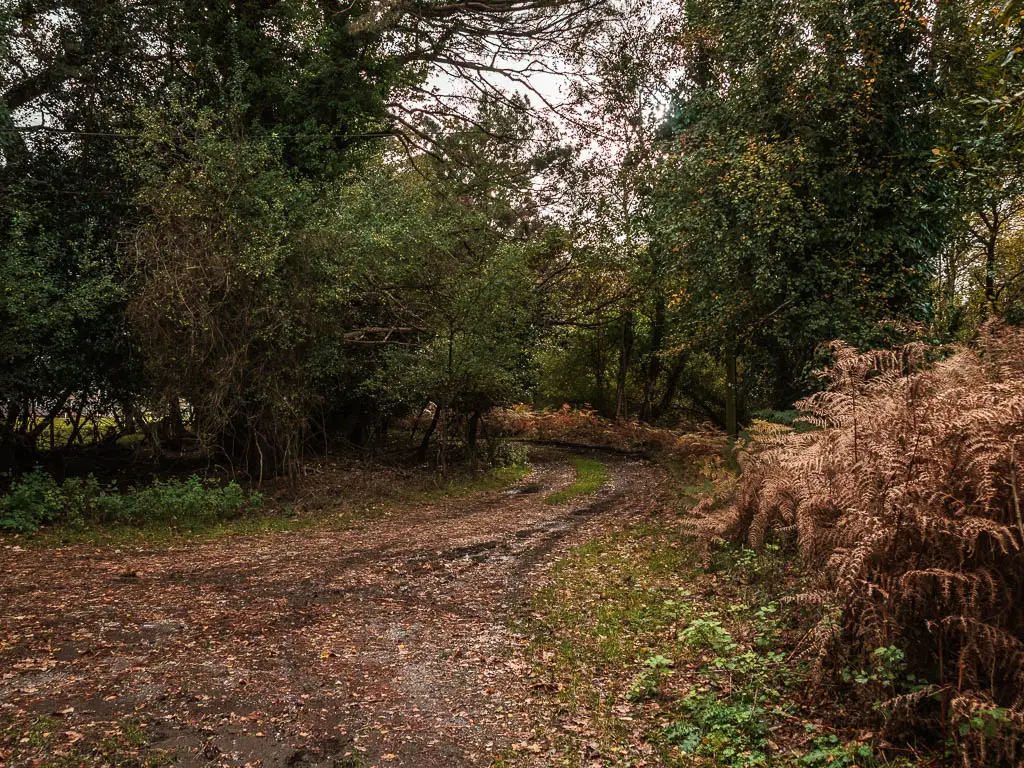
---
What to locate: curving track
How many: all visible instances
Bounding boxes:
[0,448,667,767]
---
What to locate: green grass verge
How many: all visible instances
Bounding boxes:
[510,522,919,767]
[416,461,531,502]
[7,462,531,549]
[545,456,608,505]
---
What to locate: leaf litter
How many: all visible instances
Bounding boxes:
[0,447,672,768]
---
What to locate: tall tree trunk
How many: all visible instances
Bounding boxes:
[725,349,739,439]
[417,402,444,463]
[974,200,1002,317]
[986,235,998,316]
[166,397,185,449]
[409,401,429,444]
[123,405,136,435]
[3,401,19,434]
[655,355,686,418]
[65,399,87,448]
[590,340,608,412]
[467,409,481,468]
[639,297,667,423]
[614,312,635,421]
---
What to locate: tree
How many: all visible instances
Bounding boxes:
[0,0,606,473]
[369,96,568,464]
[126,107,345,479]
[654,0,949,431]
[930,0,1024,331]
[0,2,153,462]
[535,0,684,422]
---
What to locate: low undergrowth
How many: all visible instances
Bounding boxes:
[512,518,918,767]
[0,469,261,535]
[545,456,609,505]
[691,321,1024,766]
[0,460,530,547]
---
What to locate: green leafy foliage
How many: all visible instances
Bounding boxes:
[680,615,735,653]
[0,2,584,474]
[628,654,675,702]
[841,646,906,688]
[0,0,406,460]
[799,735,875,768]
[0,469,260,534]
[127,105,340,476]
[958,707,1012,739]
[97,477,259,529]
[649,0,952,419]
[0,468,66,533]
[664,692,769,766]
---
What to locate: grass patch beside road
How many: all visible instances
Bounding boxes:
[545,456,608,505]
[3,461,531,549]
[508,518,916,767]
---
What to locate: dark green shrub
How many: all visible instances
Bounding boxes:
[0,468,64,533]
[0,471,261,534]
[98,476,257,527]
[663,692,768,766]
[799,734,875,767]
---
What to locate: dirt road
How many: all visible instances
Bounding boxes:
[0,449,666,767]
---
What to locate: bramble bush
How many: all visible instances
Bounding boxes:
[0,468,67,533]
[0,469,261,534]
[97,476,258,528]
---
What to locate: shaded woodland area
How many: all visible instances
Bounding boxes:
[4,0,1020,479]
[3,1,1024,767]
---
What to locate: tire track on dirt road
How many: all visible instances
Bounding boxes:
[0,447,670,767]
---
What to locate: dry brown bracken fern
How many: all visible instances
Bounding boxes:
[691,321,1024,766]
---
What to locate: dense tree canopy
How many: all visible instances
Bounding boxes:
[0,0,601,470]
[654,0,950,417]
[2,0,1022,464]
